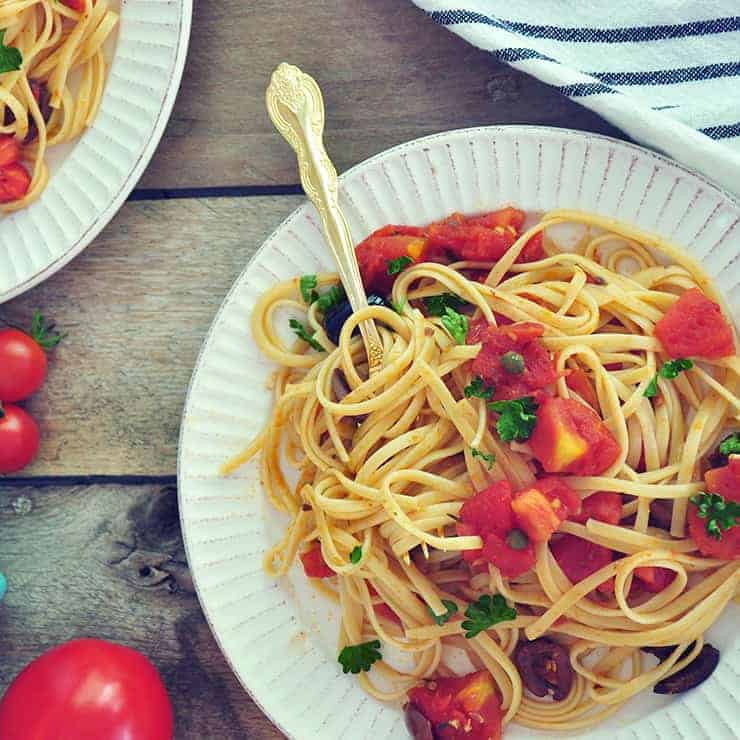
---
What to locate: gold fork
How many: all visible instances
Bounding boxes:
[266,63,384,376]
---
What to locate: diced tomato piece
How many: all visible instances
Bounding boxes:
[466,207,525,232]
[529,396,621,475]
[481,530,537,578]
[654,288,735,359]
[367,584,402,624]
[688,458,740,559]
[570,491,622,526]
[371,224,427,238]
[458,480,514,561]
[634,566,676,592]
[0,135,20,168]
[0,162,30,203]
[408,671,503,740]
[511,477,580,543]
[355,233,428,294]
[428,221,516,262]
[551,534,615,593]
[533,476,582,518]
[565,368,598,409]
[468,321,557,401]
[299,544,334,578]
[61,0,86,9]
[517,231,545,263]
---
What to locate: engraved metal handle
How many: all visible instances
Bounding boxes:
[266,63,384,375]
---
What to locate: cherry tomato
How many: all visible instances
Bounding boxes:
[0,162,31,203]
[0,404,39,473]
[0,328,48,401]
[0,638,174,740]
[0,135,20,168]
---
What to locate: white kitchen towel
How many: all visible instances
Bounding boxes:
[412,2,740,197]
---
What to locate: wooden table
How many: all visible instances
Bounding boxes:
[0,2,623,737]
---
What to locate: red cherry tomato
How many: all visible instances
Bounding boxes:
[0,162,31,203]
[0,328,48,401]
[0,403,39,473]
[0,638,174,740]
[0,135,20,168]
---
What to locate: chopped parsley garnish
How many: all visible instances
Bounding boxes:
[428,600,458,626]
[464,375,494,400]
[390,297,406,315]
[461,594,516,639]
[689,492,740,541]
[440,307,468,345]
[350,546,362,564]
[300,274,319,304]
[719,433,740,457]
[338,639,382,674]
[387,256,413,276]
[315,284,345,314]
[471,447,495,469]
[644,358,693,398]
[0,30,22,74]
[423,292,469,317]
[289,318,325,352]
[488,397,538,442]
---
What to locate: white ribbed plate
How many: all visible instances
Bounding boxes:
[0,0,192,302]
[179,126,739,740]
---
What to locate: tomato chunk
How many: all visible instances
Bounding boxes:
[355,232,429,294]
[565,368,598,409]
[688,458,740,560]
[0,162,30,203]
[408,671,503,740]
[551,534,615,593]
[529,396,620,475]
[570,491,622,526]
[633,566,676,592]
[517,231,545,263]
[368,584,402,624]
[458,480,514,561]
[466,207,525,231]
[61,0,86,10]
[654,288,735,359]
[299,544,334,578]
[512,477,581,542]
[0,135,20,168]
[481,531,537,578]
[467,321,557,400]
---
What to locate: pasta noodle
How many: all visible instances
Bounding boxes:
[0,0,117,210]
[224,208,740,735]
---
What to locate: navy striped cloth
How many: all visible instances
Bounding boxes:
[412,2,740,196]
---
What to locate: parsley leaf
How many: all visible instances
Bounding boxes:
[645,358,693,398]
[471,447,495,469]
[315,284,345,314]
[0,30,22,74]
[423,292,469,317]
[289,318,325,352]
[300,274,319,304]
[350,546,362,564]
[644,375,658,399]
[461,594,516,639]
[338,640,382,674]
[429,600,458,626]
[689,492,740,541]
[441,307,468,345]
[719,433,740,457]
[390,297,406,315]
[488,397,538,442]
[387,256,413,276]
[464,375,494,400]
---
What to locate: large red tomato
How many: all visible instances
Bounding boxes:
[0,639,174,740]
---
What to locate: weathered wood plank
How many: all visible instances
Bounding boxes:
[0,482,280,740]
[2,196,301,477]
[139,0,621,189]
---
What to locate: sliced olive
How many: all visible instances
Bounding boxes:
[404,704,434,740]
[648,500,673,531]
[331,368,351,402]
[653,644,720,695]
[514,638,573,701]
[501,351,525,375]
[324,293,387,345]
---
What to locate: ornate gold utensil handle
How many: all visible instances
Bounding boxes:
[266,63,384,375]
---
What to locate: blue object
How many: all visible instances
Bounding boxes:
[0,571,6,601]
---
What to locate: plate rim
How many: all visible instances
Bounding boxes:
[177,123,740,740]
[0,0,194,303]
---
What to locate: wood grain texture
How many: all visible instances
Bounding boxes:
[1,196,301,477]
[0,482,280,739]
[139,0,622,189]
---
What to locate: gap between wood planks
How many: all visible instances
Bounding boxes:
[0,474,177,488]
[129,184,304,201]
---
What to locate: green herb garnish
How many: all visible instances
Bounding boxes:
[350,546,362,564]
[689,492,740,541]
[289,318,325,352]
[441,307,468,345]
[644,375,659,399]
[0,30,22,75]
[718,433,740,458]
[464,375,494,400]
[387,256,413,276]
[423,292,469,317]
[315,284,345,314]
[461,594,516,639]
[300,274,319,304]
[471,447,495,469]
[428,600,458,626]
[644,358,693,398]
[390,297,406,315]
[488,397,538,442]
[338,640,382,674]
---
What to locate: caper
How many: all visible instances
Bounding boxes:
[506,528,530,550]
[501,351,525,375]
